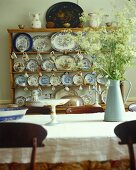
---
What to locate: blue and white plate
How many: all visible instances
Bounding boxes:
[39,75,50,86]
[26,59,39,72]
[61,73,73,86]
[41,59,55,71]
[15,96,26,106]
[0,108,27,122]
[79,58,92,70]
[32,35,51,52]
[13,33,33,52]
[84,73,96,85]
[51,32,77,52]
[15,75,27,86]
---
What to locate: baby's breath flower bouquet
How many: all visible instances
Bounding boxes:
[75,0,136,80]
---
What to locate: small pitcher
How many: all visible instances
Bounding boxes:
[88,12,101,27]
[29,13,42,28]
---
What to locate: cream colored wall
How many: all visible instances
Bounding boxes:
[0,0,136,103]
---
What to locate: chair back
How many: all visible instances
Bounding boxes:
[0,122,47,170]
[114,120,136,170]
[66,105,104,114]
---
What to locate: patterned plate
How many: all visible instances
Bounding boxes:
[13,33,33,52]
[28,75,39,86]
[84,73,96,85]
[15,75,27,86]
[41,59,55,71]
[51,32,77,52]
[61,72,73,86]
[39,75,50,86]
[32,35,51,52]
[55,55,76,70]
[15,96,26,106]
[26,59,39,72]
[13,61,25,72]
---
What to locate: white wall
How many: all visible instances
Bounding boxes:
[0,0,136,103]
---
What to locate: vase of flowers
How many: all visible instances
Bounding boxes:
[75,0,136,121]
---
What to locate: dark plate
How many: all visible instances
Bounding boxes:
[46,2,83,28]
[13,33,33,52]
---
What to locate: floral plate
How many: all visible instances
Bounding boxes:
[41,59,55,71]
[61,72,73,86]
[55,55,76,70]
[84,73,96,85]
[27,75,39,86]
[15,75,27,86]
[13,61,25,72]
[51,32,77,52]
[50,74,61,86]
[79,58,92,70]
[97,74,109,85]
[32,35,51,52]
[73,74,83,85]
[26,59,39,72]
[39,75,50,86]
[15,96,26,106]
[13,33,33,52]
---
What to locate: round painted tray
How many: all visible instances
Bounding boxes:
[50,74,61,86]
[51,32,77,52]
[13,33,33,52]
[32,35,51,52]
[55,55,76,70]
[46,2,83,28]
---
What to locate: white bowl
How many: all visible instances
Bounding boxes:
[0,108,27,122]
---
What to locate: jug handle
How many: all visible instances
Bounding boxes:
[122,80,132,104]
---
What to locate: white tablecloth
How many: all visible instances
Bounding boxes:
[0,112,136,163]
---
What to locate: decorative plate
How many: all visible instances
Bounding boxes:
[13,33,33,52]
[55,88,78,99]
[32,35,51,52]
[15,96,26,106]
[50,74,61,86]
[84,73,96,85]
[73,74,83,85]
[41,59,55,71]
[81,92,95,105]
[55,55,76,70]
[39,75,50,86]
[79,58,92,70]
[51,32,77,52]
[61,72,73,86]
[28,75,39,86]
[15,75,27,86]
[13,61,25,72]
[0,107,27,122]
[46,2,83,28]
[97,74,109,85]
[26,59,39,72]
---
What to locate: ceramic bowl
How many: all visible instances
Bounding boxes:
[18,24,25,29]
[0,107,27,122]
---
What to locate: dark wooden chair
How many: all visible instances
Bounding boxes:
[26,106,51,115]
[66,105,104,114]
[114,120,136,170]
[128,103,136,112]
[0,122,47,170]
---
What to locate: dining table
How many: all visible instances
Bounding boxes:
[0,111,136,170]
